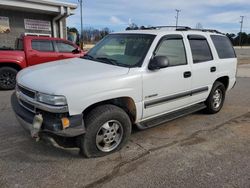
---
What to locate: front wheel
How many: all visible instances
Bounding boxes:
[79,105,132,158]
[0,67,18,90]
[205,81,226,114]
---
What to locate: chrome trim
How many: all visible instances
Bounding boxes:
[144,86,209,109]
[16,89,68,113]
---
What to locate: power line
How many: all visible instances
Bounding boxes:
[239,16,244,47]
[175,9,181,28]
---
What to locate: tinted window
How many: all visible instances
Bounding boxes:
[56,41,76,53]
[32,40,54,52]
[155,38,187,66]
[211,35,236,59]
[189,37,213,63]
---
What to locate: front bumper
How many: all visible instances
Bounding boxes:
[11,93,86,137]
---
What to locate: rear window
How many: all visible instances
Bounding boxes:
[188,36,213,63]
[32,40,54,52]
[16,39,23,50]
[211,35,236,59]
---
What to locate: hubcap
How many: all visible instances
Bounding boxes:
[0,71,16,87]
[96,120,123,152]
[212,89,222,109]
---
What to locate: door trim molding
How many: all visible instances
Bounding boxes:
[144,86,208,109]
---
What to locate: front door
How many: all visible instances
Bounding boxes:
[55,41,82,59]
[143,35,192,119]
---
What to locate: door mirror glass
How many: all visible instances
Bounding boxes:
[148,56,169,70]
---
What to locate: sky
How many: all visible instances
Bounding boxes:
[64,0,250,34]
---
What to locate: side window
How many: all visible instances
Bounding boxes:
[32,40,54,52]
[211,35,236,59]
[155,38,187,66]
[188,36,213,63]
[56,41,76,53]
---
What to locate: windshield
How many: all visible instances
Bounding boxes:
[82,34,156,67]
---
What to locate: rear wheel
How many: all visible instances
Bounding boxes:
[0,67,17,90]
[79,105,132,158]
[205,81,226,114]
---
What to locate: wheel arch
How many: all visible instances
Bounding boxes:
[215,76,229,90]
[82,97,137,124]
[0,63,22,71]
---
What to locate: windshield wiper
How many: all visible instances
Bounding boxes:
[96,57,118,65]
[81,54,94,60]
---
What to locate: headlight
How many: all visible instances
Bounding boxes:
[36,93,67,106]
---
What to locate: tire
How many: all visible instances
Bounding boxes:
[79,104,132,158]
[0,67,18,90]
[205,81,226,114]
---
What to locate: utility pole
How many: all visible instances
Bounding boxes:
[239,16,244,48]
[79,0,83,49]
[175,9,181,28]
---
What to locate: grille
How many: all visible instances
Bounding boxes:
[18,85,36,99]
[19,99,35,113]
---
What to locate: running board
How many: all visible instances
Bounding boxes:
[136,103,206,130]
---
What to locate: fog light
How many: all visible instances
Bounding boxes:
[61,117,70,129]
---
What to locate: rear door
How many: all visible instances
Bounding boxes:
[142,35,192,119]
[185,34,216,104]
[27,39,58,66]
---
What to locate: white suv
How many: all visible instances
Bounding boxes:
[11,27,237,157]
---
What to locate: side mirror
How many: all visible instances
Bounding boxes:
[148,56,169,70]
[72,47,81,54]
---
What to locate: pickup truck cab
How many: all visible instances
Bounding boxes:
[11,27,237,158]
[0,36,84,90]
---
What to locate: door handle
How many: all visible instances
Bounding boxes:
[210,67,216,72]
[183,71,192,78]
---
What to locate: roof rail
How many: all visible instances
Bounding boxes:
[148,26,191,30]
[126,25,224,34]
[126,25,190,31]
[178,28,223,34]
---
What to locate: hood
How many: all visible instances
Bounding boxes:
[17,58,129,94]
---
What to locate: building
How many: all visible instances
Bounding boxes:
[0,0,77,49]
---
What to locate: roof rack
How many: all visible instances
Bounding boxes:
[127,25,224,34]
[177,28,223,34]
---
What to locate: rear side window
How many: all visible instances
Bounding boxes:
[211,35,236,59]
[32,40,54,52]
[188,35,213,63]
[56,41,76,53]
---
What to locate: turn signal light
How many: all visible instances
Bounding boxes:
[61,117,70,129]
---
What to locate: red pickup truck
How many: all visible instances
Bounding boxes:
[0,36,85,90]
